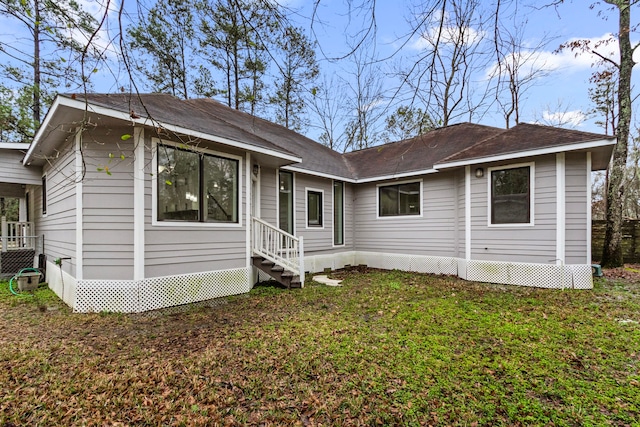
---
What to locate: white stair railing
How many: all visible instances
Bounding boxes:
[252,216,304,287]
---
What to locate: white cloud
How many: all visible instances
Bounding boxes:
[411,24,483,51]
[71,0,121,59]
[538,34,620,71]
[488,33,638,79]
[408,9,484,51]
[538,109,587,128]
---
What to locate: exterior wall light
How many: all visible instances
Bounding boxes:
[475,168,484,178]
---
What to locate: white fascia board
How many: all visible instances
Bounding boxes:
[355,168,439,183]
[433,138,616,170]
[24,96,66,165]
[0,143,31,150]
[25,96,302,165]
[282,166,440,184]
[281,166,357,183]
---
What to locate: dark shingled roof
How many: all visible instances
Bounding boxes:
[185,98,354,178]
[57,94,613,180]
[65,93,297,159]
[438,123,611,165]
[67,93,356,177]
[343,123,506,179]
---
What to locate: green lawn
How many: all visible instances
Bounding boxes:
[1,268,639,426]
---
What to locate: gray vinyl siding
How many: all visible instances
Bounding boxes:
[354,171,459,256]
[34,139,77,277]
[295,174,330,252]
[258,169,353,254]
[81,127,135,280]
[565,152,589,264]
[144,137,247,278]
[471,155,557,263]
[259,166,278,225]
[0,148,41,185]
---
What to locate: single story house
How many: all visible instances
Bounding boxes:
[0,93,615,312]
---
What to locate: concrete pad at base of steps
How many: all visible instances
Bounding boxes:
[312,275,343,287]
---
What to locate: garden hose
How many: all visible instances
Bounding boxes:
[8,267,42,297]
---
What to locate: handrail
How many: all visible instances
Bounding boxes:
[1,220,35,251]
[251,216,304,287]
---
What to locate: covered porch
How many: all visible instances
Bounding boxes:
[0,143,43,277]
[0,217,39,277]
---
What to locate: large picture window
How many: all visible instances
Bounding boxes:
[157,145,238,223]
[378,181,421,217]
[490,165,531,225]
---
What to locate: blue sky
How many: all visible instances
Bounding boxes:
[1,0,636,138]
[288,0,636,135]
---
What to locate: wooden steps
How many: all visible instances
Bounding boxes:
[252,256,301,288]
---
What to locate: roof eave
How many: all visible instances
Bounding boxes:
[25,95,302,165]
[433,138,617,170]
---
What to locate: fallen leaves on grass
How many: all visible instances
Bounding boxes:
[1,269,639,426]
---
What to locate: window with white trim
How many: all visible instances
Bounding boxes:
[41,176,47,215]
[307,189,323,227]
[333,181,344,245]
[157,144,238,223]
[490,165,532,225]
[378,181,421,217]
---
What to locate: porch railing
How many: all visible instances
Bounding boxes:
[252,216,304,287]
[1,219,36,251]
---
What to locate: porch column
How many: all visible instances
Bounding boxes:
[18,198,27,222]
[1,216,6,252]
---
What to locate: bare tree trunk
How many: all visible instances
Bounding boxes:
[602,0,634,267]
[33,0,41,125]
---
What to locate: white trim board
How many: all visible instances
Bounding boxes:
[75,130,83,281]
[434,139,616,170]
[246,152,252,272]
[133,127,145,281]
[586,152,592,264]
[556,153,566,265]
[465,166,471,260]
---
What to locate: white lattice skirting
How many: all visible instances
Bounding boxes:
[304,251,593,290]
[50,267,252,313]
[48,254,592,313]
